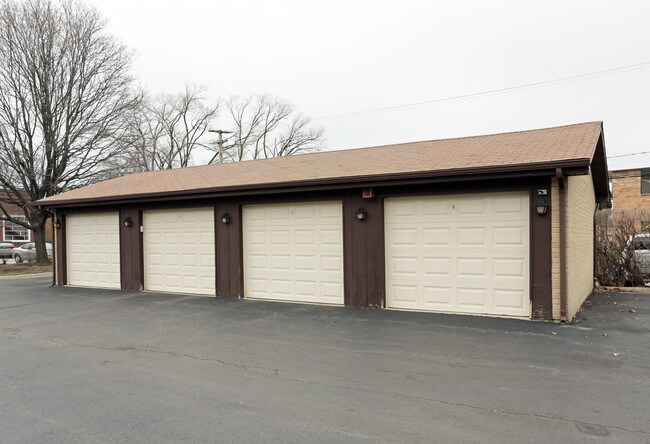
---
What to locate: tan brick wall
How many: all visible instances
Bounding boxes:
[551,174,596,321]
[611,169,650,212]
[551,178,561,320]
[565,174,596,319]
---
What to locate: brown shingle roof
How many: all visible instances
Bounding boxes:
[38,121,604,206]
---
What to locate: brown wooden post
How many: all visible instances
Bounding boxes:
[343,190,385,308]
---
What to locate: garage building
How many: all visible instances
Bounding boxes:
[37,122,609,321]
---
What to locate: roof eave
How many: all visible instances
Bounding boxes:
[36,159,593,209]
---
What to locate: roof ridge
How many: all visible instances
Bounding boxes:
[126,120,605,175]
[36,120,606,206]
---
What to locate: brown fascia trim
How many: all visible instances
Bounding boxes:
[588,128,610,203]
[37,159,592,209]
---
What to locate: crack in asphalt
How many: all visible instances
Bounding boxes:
[2,329,648,437]
[0,298,61,310]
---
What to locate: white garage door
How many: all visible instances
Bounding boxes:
[385,192,530,318]
[143,208,215,296]
[243,202,344,305]
[66,213,121,289]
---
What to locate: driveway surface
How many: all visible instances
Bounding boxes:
[0,276,649,443]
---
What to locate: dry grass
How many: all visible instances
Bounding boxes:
[0,262,52,276]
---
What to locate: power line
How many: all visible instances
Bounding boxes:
[314,61,650,121]
[607,150,650,159]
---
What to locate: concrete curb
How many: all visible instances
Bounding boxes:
[0,272,52,280]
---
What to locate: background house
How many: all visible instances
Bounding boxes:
[0,192,53,246]
[609,167,650,231]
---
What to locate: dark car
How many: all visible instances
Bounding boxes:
[0,242,15,264]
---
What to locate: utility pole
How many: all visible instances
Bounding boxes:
[208,129,233,164]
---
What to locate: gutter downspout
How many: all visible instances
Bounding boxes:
[556,168,567,322]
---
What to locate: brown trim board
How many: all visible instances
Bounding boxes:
[530,179,553,320]
[215,201,242,298]
[55,213,67,286]
[119,207,143,291]
[343,190,385,308]
[37,160,593,209]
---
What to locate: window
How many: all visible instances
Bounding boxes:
[633,237,649,251]
[3,216,29,242]
[641,168,650,195]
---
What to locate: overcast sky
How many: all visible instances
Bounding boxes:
[89,0,650,170]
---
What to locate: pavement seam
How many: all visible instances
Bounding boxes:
[0,299,61,310]
[4,330,648,438]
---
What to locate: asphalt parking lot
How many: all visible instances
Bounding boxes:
[0,276,648,443]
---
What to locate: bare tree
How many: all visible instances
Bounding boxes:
[595,208,649,286]
[217,94,324,163]
[0,0,139,262]
[119,85,219,171]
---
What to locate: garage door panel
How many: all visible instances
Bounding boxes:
[493,258,526,279]
[66,212,121,289]
[456,227,487,246]
[423,286,452,305]
[392,284,418,304]
[143,208,215,296]
[270,230,291,245]
[295,230,315,245]
[391,228,418,246]
[386,192,530,318]
[321,255,342,272]
[457,198,485,215]
[423,228,452,246]
[271,254,291,271]
[423,200,451,216]
[493,226,525,246]
[456,257,487,278]
[243,202,344,305]
[423,257,451,277]
[494,289,527,309]
[321,229,342,245]
[321,282,343,301]
[457,287,487,307]
[295,255,315,271]
[494,195,525,213]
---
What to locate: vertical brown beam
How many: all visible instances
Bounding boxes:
[215,201,242,297]
[119,207,144,291]
[119,208,129,290]
[530,179,553,320]
[51,212,56,286]
[135,209,144,290]
[55,212,67,286]
[343,191,385,308]
[554,168,568,321]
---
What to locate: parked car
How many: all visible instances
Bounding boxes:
[623,234,650,285]
[12,242,52,263]
[0,242,15,264]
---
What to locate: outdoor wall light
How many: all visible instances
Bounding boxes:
[53,218,61,229]
[123,217,132,228]
[535,203,549,216]
[221,213,231,224]
[355,207,367,221]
